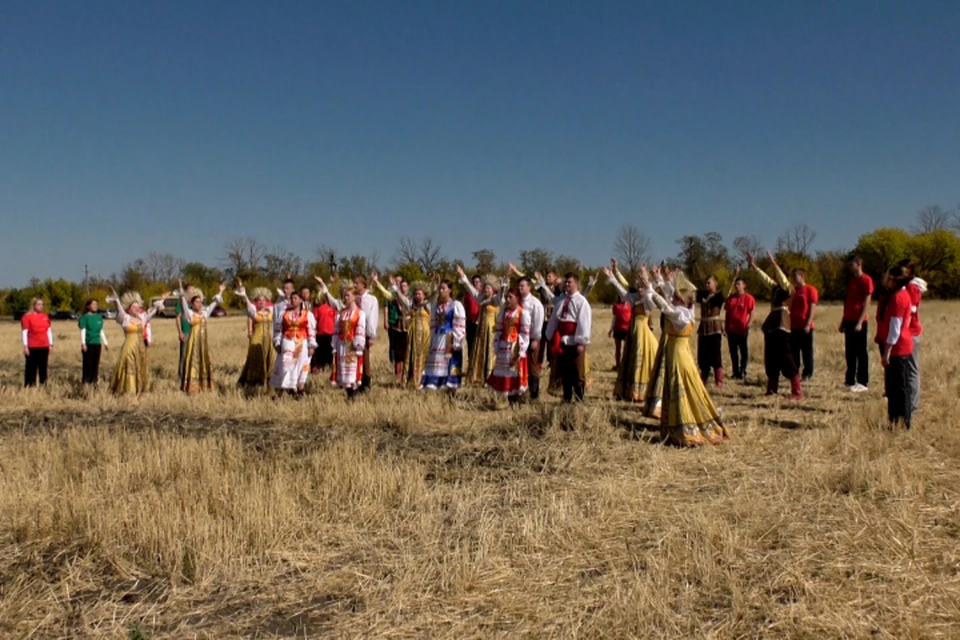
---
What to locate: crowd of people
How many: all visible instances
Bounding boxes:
[17,252,926,444]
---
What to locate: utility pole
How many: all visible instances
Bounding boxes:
[84,264,89,293]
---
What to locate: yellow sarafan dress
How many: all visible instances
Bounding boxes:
[403,305,432,389]
[648,287,728,447]
[109,298,161,395]
[645,330,667,419]
[180,294,222,393]
[239,304,275,388]
[609,273,659,403]
[469,300,499,385]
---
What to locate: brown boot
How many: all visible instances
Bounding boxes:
[789,375,802,401]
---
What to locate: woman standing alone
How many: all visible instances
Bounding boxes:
[21,297,53,387]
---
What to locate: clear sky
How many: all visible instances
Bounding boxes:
[2,0,958,287]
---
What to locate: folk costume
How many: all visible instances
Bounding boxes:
[486,304,531,399]
[645,275,728,447]
[608,268,658,404]
[270,302,318,391]
[423,297,467,390]
[324,286,379,392]
[696,287,725,388]
[459,273,504,386]
[536,274,598,396]
[332,305,367,396]
[751,263,802,399]
[393,281,436,389]
[108,292,162,395]
[236,287,276,389]
[544,289,591,403]
[518,289,544,400]
[178,287,223,393]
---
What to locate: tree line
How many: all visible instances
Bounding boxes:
[3,203,959,314]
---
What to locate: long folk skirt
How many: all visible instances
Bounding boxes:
[660,325,729,447]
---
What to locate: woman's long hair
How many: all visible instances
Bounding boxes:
[878,265,911,319]
[84,298,97,313]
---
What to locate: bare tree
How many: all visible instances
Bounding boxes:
[394,237,419,267]
[262,246,303,281]
[222,237,266,279]
[613,224,651,275]
[144,252,185,283]
[394,237,445,273]
[471,249,497,274]
[776,223,817,257]
[732,235,763,264]
[914,205,951,233]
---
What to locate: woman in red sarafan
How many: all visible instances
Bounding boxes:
[486,287,530,404]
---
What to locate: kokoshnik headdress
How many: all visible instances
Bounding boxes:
[120,291,144,310]
[250,287,272,301]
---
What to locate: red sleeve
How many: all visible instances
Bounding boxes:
[808,286,819,304]
[20,315,29,331]
[864,276,874,295]
[747,295,755,312]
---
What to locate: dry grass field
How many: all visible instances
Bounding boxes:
[0,302,958,638]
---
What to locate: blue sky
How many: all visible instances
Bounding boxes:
[1,0,958,286]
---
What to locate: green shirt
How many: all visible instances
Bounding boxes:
[175,301,192,335]
[78,312,105,345]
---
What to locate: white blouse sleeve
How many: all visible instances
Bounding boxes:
[574,298,592,345]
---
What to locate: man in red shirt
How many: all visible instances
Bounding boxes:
[21,297,54,387]
[839,256,874,392]
[724,274,755,380]
[462,274,482,373]
[789,268,818,380]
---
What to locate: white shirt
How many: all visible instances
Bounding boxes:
[325,289,379,342]
[520,293,545,341]
[644,285,694,332]
[545,291,591,346]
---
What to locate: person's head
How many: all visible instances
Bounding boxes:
[848,256,864,276]
[31,297,44,313]
[190,294,203,312]
[563,272,580,296]
[483,282,495,299]
[85,299,98,313]
[412,285,426,305]
[472,275,482,290]
[879,270,892,290]
[545,270,558,286]
[438,279,453,302]
[289,291,303,310]
[896,259,916,279]
[734,278,746,295]
[886,265,912,291]
[341,287,356,307]
[399,279,409,295]
[705,275,718,294]
[505,288,521,310]
[354,275,368,293]
[282,278,295,298]
[300,286,312,302]
[772,286,791,307]
[792,268,806,287]
[518,276,532,298]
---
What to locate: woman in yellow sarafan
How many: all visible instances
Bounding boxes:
[235,280,276,389]
[457,266,505,385]
[640,265,728,447]
[177,279,226,394]
[107,287,167,395]
[393,279,436,389]
[604,261,659,404]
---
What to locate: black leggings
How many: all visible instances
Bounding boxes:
[25,348,50,387]
[82,345,102,385]
[885,355,911,429]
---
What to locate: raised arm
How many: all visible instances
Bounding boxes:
[535,273,556,303]
[604,267,629,301]
[203,283,226,318]
[314,276,343,310]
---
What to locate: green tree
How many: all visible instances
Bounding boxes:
[853,228,912,282]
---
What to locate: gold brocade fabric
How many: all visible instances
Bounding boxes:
[613,307,659,403]
[239,309,275,388]
[468,303,498,384]
[659,323,728,447]
[645,332,667,419]
[110,323,149,395]
[403,307,431,389]
[181,316,214,393]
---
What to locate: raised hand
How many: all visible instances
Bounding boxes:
[602,266,613,278]
[177,278,184,292]
[314,275,326,289]
[455,263,465,277]
[534,271,543,282]
[370,271,380,283]
[236,278,243,288]
[745,252,755,267]
[218,282,227,294]
[765,250,776,263]
[611,258,618,271]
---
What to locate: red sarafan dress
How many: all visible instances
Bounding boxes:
[486,306,530,397]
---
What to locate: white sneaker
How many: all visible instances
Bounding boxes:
[851,384,869,393]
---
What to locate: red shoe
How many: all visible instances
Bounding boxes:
[715,368,724,390]
[789,375,802,401]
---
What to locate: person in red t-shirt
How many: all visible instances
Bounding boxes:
[788,267,818,380]
[609,297,632,370]
[839,256,874,391]
[21,297,53,387]
[462,274,482,372]
[879,265,915,429]
[897,260,926,411]
[311,294,337,375]
[723,271,755,380]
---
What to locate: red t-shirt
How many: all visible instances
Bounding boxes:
[790,284,819,330]
[907,281,922,337]
[612,301,631,333]
[882,288,914,357]
[723,293,755,335]
[21,312,52,348]
[313,303,336,336]
[463,293,480,324]
[843,274,874,322]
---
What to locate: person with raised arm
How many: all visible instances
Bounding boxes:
[515,274,545,400]
[421,276,467,391]
[456,264,504,386]
[331,286,367,399]
[372,272,410,384]
[463,273,483,367]
[318,274,379,393]
[106,286,167,395]
[535,267,599,395]
[270,287,317,396]
[695,275,726,389]
[21,297,53,387]
[486,287,531,404]
[176,279,226,393]
[604,260,658,404]
[390,277,435,389]
[310,280,337,377]
[723,269,755,381]
[640,265,728,446]
[235,279,276,390]
[746,252,803,399]
[78,299,108,388]
[644,261,672,420]
[544,272,592,403]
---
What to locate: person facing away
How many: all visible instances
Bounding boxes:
[839,256,873,392]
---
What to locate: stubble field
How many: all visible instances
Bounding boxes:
[0,303,958,638]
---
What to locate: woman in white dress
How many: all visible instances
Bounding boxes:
[270,290,317,396]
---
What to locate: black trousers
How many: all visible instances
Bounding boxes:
[764,331,798,381]
[465,321,478,367]
[790,329,815,379]
[82,345,102,385]
[559,344,586,403]
[727,332,749,378]
[885,355,911,429]
[842,320,869,387]
[24,348,50,387]
[360,339,373,392]
[697,333,723,377]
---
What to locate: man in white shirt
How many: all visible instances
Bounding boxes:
[517,276,545,400]
[273,278,296,342]
[545,272,592,402]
